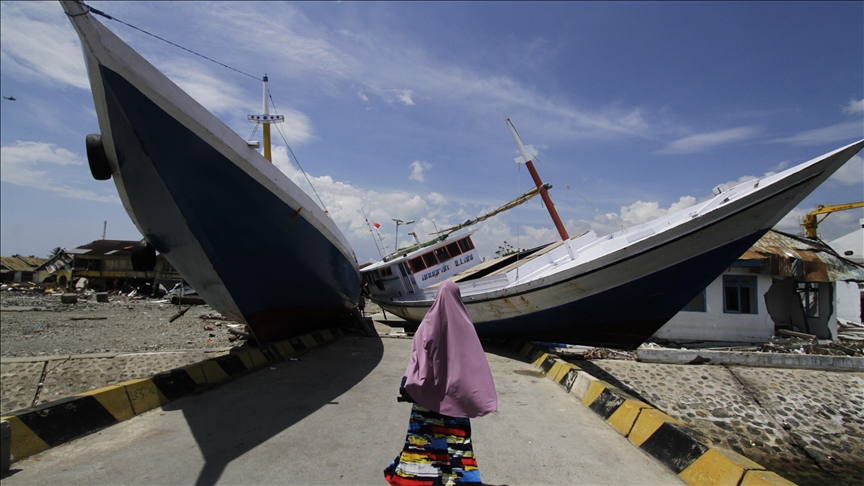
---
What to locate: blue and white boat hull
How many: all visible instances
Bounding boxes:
[370,140,864,349]
[63,1,360,344]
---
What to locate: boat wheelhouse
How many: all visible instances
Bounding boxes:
[363,230,482,299]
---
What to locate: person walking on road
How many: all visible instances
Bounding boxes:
[384,281,498,485]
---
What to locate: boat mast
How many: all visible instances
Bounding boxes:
[505,118,570,241]
[248,75,284,162]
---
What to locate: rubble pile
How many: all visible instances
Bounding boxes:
[756,328,864,357]
[1,285,244,358]
[837,317,864,342]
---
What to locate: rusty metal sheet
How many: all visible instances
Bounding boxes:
[746,230,864,282]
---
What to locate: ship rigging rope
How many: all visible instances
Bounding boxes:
[532,155,600,213]
[72,2,261,81]
[272,121,331,217]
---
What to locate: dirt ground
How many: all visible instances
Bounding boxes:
[1,287,241,358]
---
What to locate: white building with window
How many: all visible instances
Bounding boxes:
[651,230,864,346]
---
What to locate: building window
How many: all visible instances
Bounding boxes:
[796,282,819,317]
[682,290,706,312]
[723,275,757,314]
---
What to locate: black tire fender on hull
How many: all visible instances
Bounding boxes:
[131,239,157,272]
[85,134,112,180]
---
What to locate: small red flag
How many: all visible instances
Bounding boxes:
[373,222,380,228]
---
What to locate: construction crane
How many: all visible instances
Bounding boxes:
[800,202,864,239]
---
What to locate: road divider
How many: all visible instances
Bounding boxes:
[1,329,341,465]
[506,339,796,486]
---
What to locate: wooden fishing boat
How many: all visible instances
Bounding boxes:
[62,1,360,344]
[363,119,864,349]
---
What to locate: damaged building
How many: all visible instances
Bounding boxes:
[0,255,47,283]
[653,229,864,346]
[68,240,181,291]
[33,252,74,285]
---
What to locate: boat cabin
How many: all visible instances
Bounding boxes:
[361,230,482,299]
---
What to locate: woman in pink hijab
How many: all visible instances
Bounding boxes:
[384,281,497,485]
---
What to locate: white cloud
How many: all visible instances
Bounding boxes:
[271,110,315,145]
[657,127,758,155]
[184,3,658,140]
[829,155,864,185]
[586,196,698,236]
[0,2,89,90]
[843,98,864,115]
[0,141,119,203]
[620,196,697,225]
[770,161,790,172]
[395,89,415,106]
[714,165,788,194]
[160,60,251,115]
[265,146,582,262]
[409,160,431,183]
[427,192,447,205]
[771,120,863,146]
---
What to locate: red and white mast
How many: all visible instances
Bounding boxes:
[506,118,570,242]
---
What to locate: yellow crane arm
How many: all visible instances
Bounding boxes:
[801,201,864,239]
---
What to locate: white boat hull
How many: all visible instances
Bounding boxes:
[372,140,864,349]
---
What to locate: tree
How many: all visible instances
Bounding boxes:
[49,247,63,258]
[495,241,518,258]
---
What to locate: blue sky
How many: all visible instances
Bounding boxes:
[2,1,862,265]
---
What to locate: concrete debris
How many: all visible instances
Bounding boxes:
[167,284,197,296]
[837,317,864,341]
[758,333,863,357]
[583,348,635,360]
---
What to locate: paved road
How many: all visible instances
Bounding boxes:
[2,336,682,485]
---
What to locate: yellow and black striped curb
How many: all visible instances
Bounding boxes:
[505,339,795,486]
[0,329,342,464]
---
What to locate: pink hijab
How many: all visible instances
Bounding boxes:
[403,281,498,418]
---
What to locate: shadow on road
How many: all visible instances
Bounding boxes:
[161,335,384,486]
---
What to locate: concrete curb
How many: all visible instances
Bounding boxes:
[0,329,342,465]
[635,348,863,371]
[506,339,797,486]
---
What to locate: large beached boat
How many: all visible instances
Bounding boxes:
[62,1,360,344]
[362,119,864,349]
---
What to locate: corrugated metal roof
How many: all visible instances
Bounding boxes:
[15,256,47,267]
[71,240,138,257]
[0,256,37,272]
[738,249,765,261]
[745,230,864,282]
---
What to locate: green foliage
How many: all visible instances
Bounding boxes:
[495,241,518,258]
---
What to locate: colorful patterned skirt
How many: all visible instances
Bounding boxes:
[384,404,481,485]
